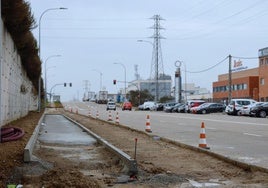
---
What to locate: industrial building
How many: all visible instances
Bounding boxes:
[213,47,268,103]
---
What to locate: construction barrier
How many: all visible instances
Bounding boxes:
[198,122,210,149]
[115,112,120,124]
[145,115,152,133]
[108,111,112,121]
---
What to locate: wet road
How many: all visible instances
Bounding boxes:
[39,114,96,145]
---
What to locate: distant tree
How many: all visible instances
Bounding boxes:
[128,90,154,106]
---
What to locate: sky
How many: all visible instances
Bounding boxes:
[27,0,268,101]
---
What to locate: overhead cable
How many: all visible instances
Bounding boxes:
[186,56,228,74]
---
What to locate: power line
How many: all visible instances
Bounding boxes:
[187,56,228,74]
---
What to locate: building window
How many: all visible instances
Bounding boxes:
[243,84,247,90]
[260,78,265,85]
[260,59,264,66]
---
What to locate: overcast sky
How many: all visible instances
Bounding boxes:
[27,0,268,101]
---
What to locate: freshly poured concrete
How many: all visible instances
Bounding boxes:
[39,114,96,145]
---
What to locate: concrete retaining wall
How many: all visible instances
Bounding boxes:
[0,15,38,126]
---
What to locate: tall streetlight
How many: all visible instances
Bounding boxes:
[114,62,127,99]
[92,69,103,92]
[38,7,67,112]
[44,55,61,105]
[175,60,187,103]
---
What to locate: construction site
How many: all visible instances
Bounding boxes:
[1,106,268,187]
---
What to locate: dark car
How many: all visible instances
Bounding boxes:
[163,102,178,112]
[191,103,225,114]
[156,103,164,111]
[171,103,184,113]
[250,102,268,118]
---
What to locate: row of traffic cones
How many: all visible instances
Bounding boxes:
[88,110,120,124]
[145,115,209,149]
[88,109,209,150]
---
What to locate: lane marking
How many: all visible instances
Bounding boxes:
[243,133,262,137]
[156,113,268,127]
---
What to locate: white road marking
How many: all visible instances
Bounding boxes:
[156,114,268,126]
[243,133,262,137]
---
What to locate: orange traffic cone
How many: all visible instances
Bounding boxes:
[108,111,112,121]
[96,111,99,119]
[199,122,210,149]
[115,112,120,124]
[145,115,152,133]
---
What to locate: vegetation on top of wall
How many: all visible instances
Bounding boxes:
[1,0,42,94]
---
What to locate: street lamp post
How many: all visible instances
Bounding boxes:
[175,60,187,103]
[92,69,103,92]
[38,7,67,112]
[44,55,61,105]
[114,62,127,99]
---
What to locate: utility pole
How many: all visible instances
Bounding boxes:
[150,15,165,102]
[83,80,90,101]
[228,55,232,103]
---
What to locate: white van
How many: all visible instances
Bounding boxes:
[143,101,157,111]
[225,99,257,115]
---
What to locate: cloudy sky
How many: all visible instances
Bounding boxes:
[27,0,268,101]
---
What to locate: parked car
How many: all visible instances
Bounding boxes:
[250,102,268,118]
[171,103,185,113]
[240,102,264,116]
[156,103,164,111]
[185,100,205,113]
[191,103,225,114]
[122,101,132,111]
[142,101,157,111]
[138,104,144,110]
[106,101,116,111]
[176,104,186,113]
[163,102,178,112]
[225,99,257,115]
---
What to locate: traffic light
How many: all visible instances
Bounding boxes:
[69,83,72,87]
[64,83,66,87]
[113,80,116,85]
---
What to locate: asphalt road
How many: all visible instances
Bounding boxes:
[64,101,268,169]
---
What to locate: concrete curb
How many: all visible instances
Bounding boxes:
[23,112,45,162]
[62,114,138,175]
[71,110,268,174]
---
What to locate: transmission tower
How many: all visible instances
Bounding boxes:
[150,15,165,101]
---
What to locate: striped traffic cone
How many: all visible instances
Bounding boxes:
[115,112,120,124]
[96,111,99,119]
[199,122,210,149]
[108,111,112,121]
[145,115,152,133]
